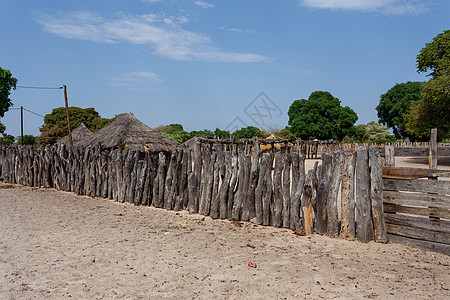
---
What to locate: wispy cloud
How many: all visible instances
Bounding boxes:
[109,71,163,90]
[299,0,429,15]
[219,26,255,34]
[194,1,214,8]
[33,11,267,63]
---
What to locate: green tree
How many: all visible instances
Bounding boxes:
[232,126,267,139]
[406,30,450,140]
[16,135,36,145]
[0,67,17,118]
[376,82,422,138]
[160,124,190,143]
[37,107,115,145]
[213,128,230,139]
[288,91,358,140]
[189,129,214,140]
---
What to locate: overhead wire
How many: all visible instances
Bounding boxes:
[16,85,62,90]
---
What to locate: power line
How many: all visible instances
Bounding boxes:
[16,85,62,90]
[10,107,45,118]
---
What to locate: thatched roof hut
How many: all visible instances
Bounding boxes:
[58,123,93,146]
[76,113,179,151]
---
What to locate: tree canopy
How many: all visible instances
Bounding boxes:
[288,91,358,140]
[376,81,422,138]
[406,30,450,140]
[231,126,268,139]
[37,107,115,145]
[0,67,17,118]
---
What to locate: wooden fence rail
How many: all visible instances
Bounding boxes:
[382,168,450,255]
[1,143,387,243]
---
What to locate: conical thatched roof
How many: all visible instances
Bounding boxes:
[58,123,93,146]
[76,113,179,151]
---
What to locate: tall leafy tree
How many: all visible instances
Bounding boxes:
[376,82,422,138]
[232,126,267,139]
[38,107,115,145]
[0,67,17,118]
[406,30,450,140]
[288,91,358,140]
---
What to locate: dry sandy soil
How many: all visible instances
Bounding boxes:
[1,157,449,299]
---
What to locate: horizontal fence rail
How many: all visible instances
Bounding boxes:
[382,168,450,255]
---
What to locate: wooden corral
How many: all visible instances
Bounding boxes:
[0,141,387,244]
[382,167,450,255]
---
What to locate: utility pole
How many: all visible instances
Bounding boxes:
[21,106,23,145]
[63,85,73,145]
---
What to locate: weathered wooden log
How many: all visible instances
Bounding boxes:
[255,153,269,225]
[141,152,154,206]
[192,141,202,211]
[176,149,189,210]
[209,160,220,218]
[356,146,373,243]
[384,144,395,167]
[124,150,136,202]
[227,148,239,220]
[246,142,260,222]
[163,151,175,209]
[152,152,166,208]
[282,154,291,228]
[232,150,246,220]
[218,151,232,219]
[135,155,147,205]
[327,150,344,237]
[369,145,388,243]
[290,152,299,215]
[302,170,314,234]
[199,147,211,215]
[100,149,109,198]
[315,153,332,234]
[168,150,181,209]
[310,161,319,215]
[263,153,274,226]
[430,128,437,169]
[272,152,283,227]
[203,151,216,216]
[340,150,356,239]
[291,152,305,230]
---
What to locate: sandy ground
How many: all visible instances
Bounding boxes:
[1,156,449,299]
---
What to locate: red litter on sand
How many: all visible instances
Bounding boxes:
[248,262,256,268]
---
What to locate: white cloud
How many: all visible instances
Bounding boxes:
[194,1,215,9]
[109,71,163,90]
[299,0,429,15]
[33,11,267,63]
[219,26,255,34]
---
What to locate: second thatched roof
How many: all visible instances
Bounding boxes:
[58,123,93,146]
[76,113,179,151]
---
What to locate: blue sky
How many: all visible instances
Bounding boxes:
[1,0,449,137]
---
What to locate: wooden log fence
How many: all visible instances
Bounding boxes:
[382,167,450,255]
[1,142,388,244]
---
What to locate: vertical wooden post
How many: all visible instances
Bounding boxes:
[369,145,388,243]
[356,146,373,243]
[20,106,24,145]
[429,128,437,170]
[340,150,356,239]
[385,144,395,167]
[63,85,73,146]
[315,153,332,234]
[327,150,344,237]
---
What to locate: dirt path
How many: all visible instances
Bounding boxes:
[1,183,449,299]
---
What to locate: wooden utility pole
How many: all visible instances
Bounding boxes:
[63,85,73,145]
[20,106,23,145]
